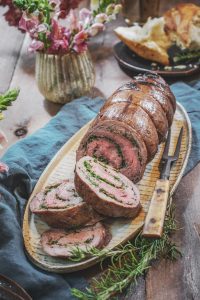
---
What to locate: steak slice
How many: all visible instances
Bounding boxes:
[41,222,109,258]
[94,103,158,161]
[30,180,102,228]
[75,156,141,218]
[76,120,147,182]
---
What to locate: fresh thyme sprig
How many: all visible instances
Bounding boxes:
[0,89,20,120]
[71,204,181,300]
[173,49,200,64]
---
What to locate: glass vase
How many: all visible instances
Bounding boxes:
[35,50,95,104]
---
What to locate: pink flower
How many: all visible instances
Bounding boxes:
[19,13,39,37]
[50,19,60,39]
[95,13,108,24]
[88,23,104,37]
[66,10,80,31]
[79,8,92,26]
[61,27,71,40]
[37,24,48,33]
[28,40,44,53]
[51,39,69,52]
[74,30,88,44]
[0,162,9,173]
[49,19,69,54]
[73,42,87,53]
[73,30,88,53]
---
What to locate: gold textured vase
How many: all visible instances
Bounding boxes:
[35,51,95,103]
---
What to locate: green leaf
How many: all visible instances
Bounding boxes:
[173,49,200,63]
[0,88,20,117]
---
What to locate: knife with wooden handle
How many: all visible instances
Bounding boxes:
[142,127,183,238]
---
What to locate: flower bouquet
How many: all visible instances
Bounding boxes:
[8,0,122,103]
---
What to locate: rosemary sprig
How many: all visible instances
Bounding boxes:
[71,204,181,300]
[173,49,200,64]
[0,89,19,120]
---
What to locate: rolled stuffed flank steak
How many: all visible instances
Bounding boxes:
[75,156,141,218]
[30,180,102,228]
[76,73,176,181]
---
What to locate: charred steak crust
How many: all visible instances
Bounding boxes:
[75,156,141,218]
[41,222,110,258]
[101,95,159,158]
[30,180,102,228]
[134,73,176,111]
[77,119,147,182]
[76,73,176,177]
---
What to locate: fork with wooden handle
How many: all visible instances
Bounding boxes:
[142,127,183,238]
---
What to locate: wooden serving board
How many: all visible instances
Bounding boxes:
[23,103,192,273]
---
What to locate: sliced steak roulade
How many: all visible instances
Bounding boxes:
[41,222,109,258]
[94,102,159,161]
[76,73,176,182]
[76,120,147,182]
[75,156,141,218]
[30,180,102,228]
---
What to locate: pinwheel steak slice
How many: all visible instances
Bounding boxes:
[30,180,101,228]
[41,222,109,258]
[75,156,141,218]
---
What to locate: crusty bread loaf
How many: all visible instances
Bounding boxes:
[164,3,200,50]
[114,17,171,65]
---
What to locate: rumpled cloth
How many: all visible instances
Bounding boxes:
[0,81,200,299]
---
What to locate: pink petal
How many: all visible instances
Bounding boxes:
[74,30,88,45]
[73,42,87,53]
[19,14,27,31]
[51,19,61,39]
[51,39,69,52]
[37,24,48,33]
[88,23,104,36]
[28,40,44,53]
[94,13,108,24]
[0,162,9,173]
[19,13,39,38]
[67,9,79,31]
[79,8,92,25]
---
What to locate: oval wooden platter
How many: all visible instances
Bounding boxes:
[23,102,192,273]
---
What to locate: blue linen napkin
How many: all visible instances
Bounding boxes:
[0,82,199,300]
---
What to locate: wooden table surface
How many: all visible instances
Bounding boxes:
[0,1,200,299]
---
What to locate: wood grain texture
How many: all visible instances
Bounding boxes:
[0,7,24,93]
[146,166,200,300]
[142,179,170,238]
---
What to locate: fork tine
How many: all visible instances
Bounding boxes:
[172,127,184,161]
[162,128,171,159]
